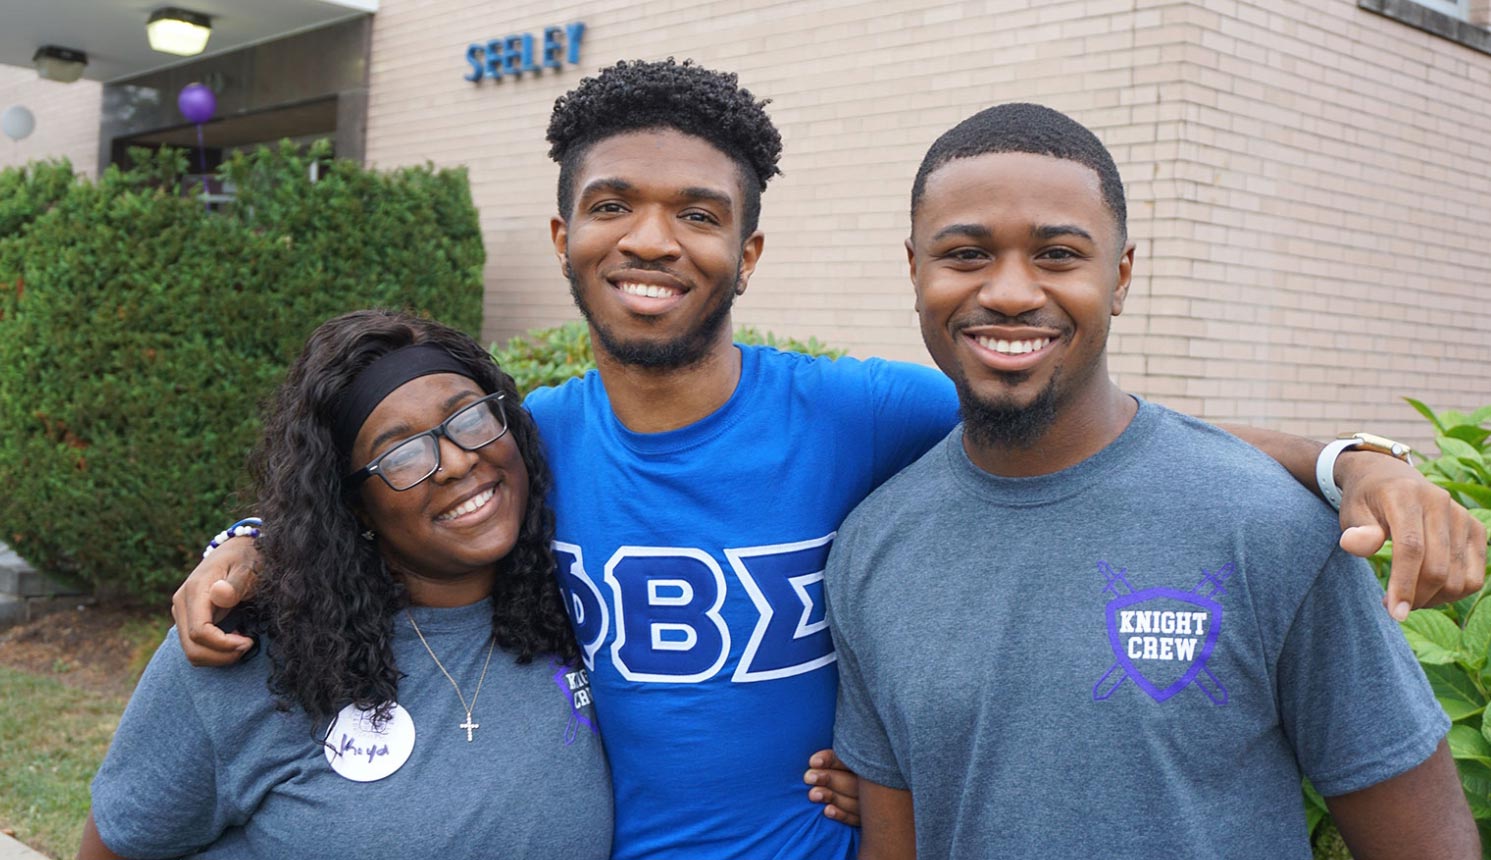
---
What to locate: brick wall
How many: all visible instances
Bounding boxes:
[0,65,99,175]
[1134,0,1491,443]
[362,0,1491,446]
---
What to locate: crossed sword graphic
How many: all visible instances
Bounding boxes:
[1092,561,1234,705]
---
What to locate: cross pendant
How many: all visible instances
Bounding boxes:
[460,714,479,742]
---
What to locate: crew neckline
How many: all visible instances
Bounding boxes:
[401,597,495,634]
[605,344,761,456]
[944,396,1157,507]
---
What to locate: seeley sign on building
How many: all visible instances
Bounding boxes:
[466,22,585,82]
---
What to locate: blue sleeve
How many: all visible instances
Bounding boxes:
[865,359,958,489]
[90,631,243,857]
[826,532,908,791]
[1275,549,1449,796]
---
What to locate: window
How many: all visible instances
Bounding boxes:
[1359,0,1491,56]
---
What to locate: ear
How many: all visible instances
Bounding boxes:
[906,236,922,311]
[1111,241,1135,316]
[550,216,570,277]
[733,230,766,296]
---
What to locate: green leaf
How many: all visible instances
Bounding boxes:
[1403,609,1465,664]
[1466,598,1491,670]
[1442,483,1491,509]
[1440,695,1488,722]
[1463,770,1491,819]
[1439,436,1485,462]
[1485,708,1491,751]
[1470,405,1491,426]
[1450,724,1491,766]
[1446,424,1491,450]
[1439,438,1491,484]
[1406,397,1447,434]
[1428,663,1489,707]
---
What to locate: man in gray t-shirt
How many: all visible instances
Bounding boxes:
[826,103,1478,859]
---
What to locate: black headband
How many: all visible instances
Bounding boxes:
[331,342,477,454]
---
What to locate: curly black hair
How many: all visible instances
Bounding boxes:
[547,58,783,236]
[249,309,577,727]
[911,103,1128,244]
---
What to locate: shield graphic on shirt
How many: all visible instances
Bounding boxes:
[1105,588,1222,702]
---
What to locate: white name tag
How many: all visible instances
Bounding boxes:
[324,702,415,782]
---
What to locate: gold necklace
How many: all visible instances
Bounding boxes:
[407,610,498,742]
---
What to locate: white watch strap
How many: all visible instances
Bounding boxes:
[1314,438,1360,511]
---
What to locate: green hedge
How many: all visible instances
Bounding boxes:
[0,142,484,599]
[492,320,846,396]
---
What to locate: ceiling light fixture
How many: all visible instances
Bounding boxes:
[33,46,88,83]
[147,7,213,57]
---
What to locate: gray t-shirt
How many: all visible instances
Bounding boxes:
[91,598,612,859]
[827,399,1448,859]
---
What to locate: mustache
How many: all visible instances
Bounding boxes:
[950,310,1070,332]
[604,259,687,281]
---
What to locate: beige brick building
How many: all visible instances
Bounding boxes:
[3,0,1488,446]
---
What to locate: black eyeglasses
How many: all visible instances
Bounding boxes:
[346,392,509,491]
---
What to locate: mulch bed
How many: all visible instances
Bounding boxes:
[0,598,167,697]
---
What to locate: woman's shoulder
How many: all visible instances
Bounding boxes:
[133,627,280,723]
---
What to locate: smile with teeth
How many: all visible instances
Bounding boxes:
[974,335,1053,355]
[617,282,681,299]
[435,487,495,521]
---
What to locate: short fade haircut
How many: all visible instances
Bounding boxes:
[546,58,783,237]
[911,103,1127,243]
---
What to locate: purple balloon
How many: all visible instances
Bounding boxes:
[177,83,216,125]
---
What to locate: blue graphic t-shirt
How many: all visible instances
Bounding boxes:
[524,345,958,860]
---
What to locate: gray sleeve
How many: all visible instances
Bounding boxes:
[826,537,908,791]
[1275,548,1450,797]
[90,630,241,857]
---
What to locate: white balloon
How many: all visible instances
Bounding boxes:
[2,105,36,142]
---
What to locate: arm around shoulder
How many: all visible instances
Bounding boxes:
[1324,740,1480,860]
[171,534,262,666]
[1217,423,1486,613]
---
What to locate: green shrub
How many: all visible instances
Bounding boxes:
[491,320,847,396]
[1305,400,1491,859]
[0,142,484,600]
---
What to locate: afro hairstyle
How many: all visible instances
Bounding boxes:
[547,58,783,236]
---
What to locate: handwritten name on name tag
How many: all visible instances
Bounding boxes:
[324,702,415,782]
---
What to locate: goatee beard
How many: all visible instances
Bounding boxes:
[569,268,738,371]
[958,373,1062,450]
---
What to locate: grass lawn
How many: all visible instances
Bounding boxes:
[0,666,127,859]
[0,604,168,859]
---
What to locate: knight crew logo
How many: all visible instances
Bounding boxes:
[552,660,599,745]
[1092,561,1234,705]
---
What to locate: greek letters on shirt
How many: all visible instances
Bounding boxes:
[553,534,836,683]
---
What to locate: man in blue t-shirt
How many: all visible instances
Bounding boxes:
[830,102,1478,859]
[173,62,1485,859]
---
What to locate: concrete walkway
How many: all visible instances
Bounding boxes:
[0,832,52,860]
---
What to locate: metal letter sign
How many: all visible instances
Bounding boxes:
[466,22,585,82]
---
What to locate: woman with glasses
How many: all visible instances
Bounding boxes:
[79,309,611,859]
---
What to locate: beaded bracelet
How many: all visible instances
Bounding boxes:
[202,517,264,559]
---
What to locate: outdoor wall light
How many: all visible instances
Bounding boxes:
[32,46,88,83]
[147,8,213,57]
